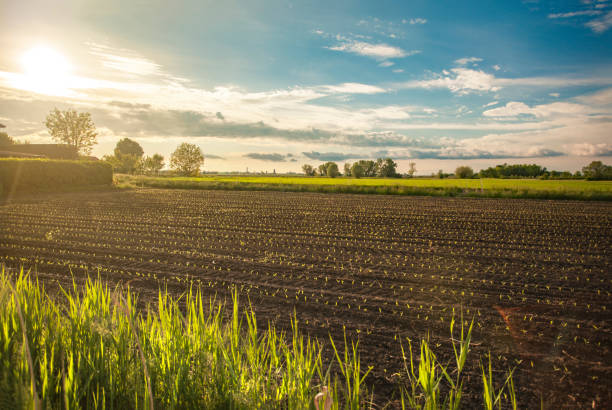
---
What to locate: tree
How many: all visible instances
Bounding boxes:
[455,165,474,178]
[377,158,399,178]
[0,123,14,146]
[582,161,612,180]
[102,153,140,174]
[103,138,144,174]
[170,143,204,175]
[317,164,327,176]
[45,108,97,155]
[350,163,364,178]
[302,164,315,176]
[436,169,451,179]
[325,162,339,177]
[479,163,547,178]
[354,160,378,177]
[407,162,417,177]
[141,154,165,175]
[114,138,144,157]
[343,163,351,176]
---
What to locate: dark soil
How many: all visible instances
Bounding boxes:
[1,189,610,408]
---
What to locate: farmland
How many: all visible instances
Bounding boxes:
[1,189,611,408]
[117,174,612,201]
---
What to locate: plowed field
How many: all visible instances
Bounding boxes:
[1,189,610,408]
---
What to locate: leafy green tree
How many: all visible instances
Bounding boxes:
[45,108,97,154]
[479,163,547,178]
[317,164,327,176]
[325,162,339,178]
[455,165,474,179]
[103,138,144,174]
[170,143,204,176]
[377,158,399,177]
[354,160,378,177]
[350,163,364,178]
[141,154,165,175]
[114,138,144,157]
[302,164,315,176]
[582,161,612,180]
[343,163,351,176]
[103,153,141,174]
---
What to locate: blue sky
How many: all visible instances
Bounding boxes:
[1,0,611,173]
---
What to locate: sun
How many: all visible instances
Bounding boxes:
[18,46,73,95]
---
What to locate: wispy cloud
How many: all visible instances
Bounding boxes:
[85,42,188,84]
[322,82,387,94]
[586,10,612,32]
[408,18,427,25]
[302,151,361,161]
[548,10,602,18]
[400,67,612,95]
[454,57,483,66]
[483,101,587,118]
[243,152,290,161]
[328,40,417,60]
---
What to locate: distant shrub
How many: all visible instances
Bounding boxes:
[455,166,474,179]
[0,158,112,195]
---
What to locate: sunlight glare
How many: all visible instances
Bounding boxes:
[18,46,73,95]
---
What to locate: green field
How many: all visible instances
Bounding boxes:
[184,175,611,191]
[117,174,612,200]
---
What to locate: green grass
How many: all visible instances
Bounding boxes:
[117,174,612,201]
[0,266,522,409]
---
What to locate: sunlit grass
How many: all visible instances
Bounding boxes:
[0,266,519,409]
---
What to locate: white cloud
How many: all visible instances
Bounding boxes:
[327,40,418,60]
[379,61,394,67]
[483,101,588,118]
[564,143,612,156]
[549,92,560,97]
[576,87,612,105]
[409,18,427,25]
[586,11,612,32]
[401,65,612,95]
[322,82,387,94]
[492,65,501,71]
[548,10,602,18]
[392,68,404,73]
[483,101,499,108]
[454,57,483,66]
[87,42,164,78]
[404,68,500,94]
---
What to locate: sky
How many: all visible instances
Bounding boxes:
[0,0,611,174]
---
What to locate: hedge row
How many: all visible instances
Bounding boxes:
[1,144,79,159]
[0,159,112,195]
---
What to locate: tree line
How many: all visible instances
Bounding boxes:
[447,162,612,180]
[302,158,417,178]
